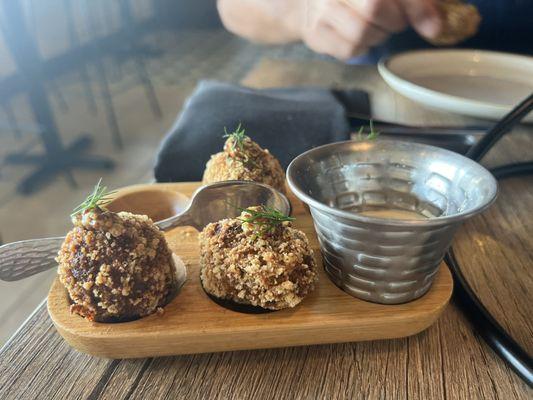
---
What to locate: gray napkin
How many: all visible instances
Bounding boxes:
[154,80,367,182]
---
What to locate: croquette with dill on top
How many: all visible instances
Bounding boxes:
[199,206,318,310]
[57,180,176,322]
[202,124,286,193]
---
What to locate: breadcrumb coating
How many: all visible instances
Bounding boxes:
[202,135,286,194]
[57,208,176,322]
[199,209,317,310]
[430,0,481,46]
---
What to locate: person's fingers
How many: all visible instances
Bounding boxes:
[346,0,408,33]
[396,0,442,38]
[323,0,389,46]
[303,22,368,60]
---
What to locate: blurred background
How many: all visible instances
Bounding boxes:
[0,0,321,345]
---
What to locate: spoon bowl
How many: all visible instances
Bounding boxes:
[106,187,190,222]
[156,180,291,231]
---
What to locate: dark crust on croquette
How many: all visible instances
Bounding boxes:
[202,136,286,193]
[199,216,317,310]
[57,208,176,322]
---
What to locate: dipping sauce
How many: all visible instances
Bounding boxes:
[358,209,429,220]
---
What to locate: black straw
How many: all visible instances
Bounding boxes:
[449,93,533,387]
[466,93,533,162]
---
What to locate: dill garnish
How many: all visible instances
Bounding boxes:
[71,178,116,217]
[223,123,247,153]
[223,123,258,168]
[356,120,380,141]
[238,205,294,238]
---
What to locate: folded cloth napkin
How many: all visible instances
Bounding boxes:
[154,80,368,182]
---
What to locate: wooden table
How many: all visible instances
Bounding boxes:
[1,59,531,399]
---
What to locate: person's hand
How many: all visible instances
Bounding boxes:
[300,0,442,60]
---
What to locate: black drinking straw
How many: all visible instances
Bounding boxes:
[449,92,533,387]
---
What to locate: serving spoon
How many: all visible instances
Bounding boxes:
[0,181,290,282]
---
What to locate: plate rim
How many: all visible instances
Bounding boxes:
[378,48,533,117]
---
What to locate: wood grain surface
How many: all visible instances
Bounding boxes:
[0,301,530,400]
[48,182,452,358]
[453,177,533,355]
[0,59,531,399]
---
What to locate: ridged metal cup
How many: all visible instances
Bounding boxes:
[287,140,498,304]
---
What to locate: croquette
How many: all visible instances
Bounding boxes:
[429,0,481,46]
[202,126,286,193]
[199,207,317,310]
[57,208,176,322]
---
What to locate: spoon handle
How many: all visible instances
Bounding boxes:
[0,237,65,281]
[154,212,196,231]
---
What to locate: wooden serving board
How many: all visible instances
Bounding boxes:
[48,182,453,359]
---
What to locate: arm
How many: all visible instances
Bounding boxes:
[217,0,304,44]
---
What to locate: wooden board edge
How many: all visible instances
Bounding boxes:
[48,267,453,359]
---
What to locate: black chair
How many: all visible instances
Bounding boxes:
[0,1,114,195]
[63,0,98,115]
[80,0,164,149]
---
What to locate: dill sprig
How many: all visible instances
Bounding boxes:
[223,123,258,168]
[356,119,380,141]
[223,123,248,153]
[71,178,116,217]
[238,205,295,238]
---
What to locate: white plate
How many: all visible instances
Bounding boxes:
[378,49,533,122]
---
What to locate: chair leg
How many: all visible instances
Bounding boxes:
[85,0,123,150]
[134,54,162,118]
[119,0,162,119]
[95,60,123,149]
[64,0,98,116]
[2,102,23,139]
[80,65,98,115]
[48,80,69,112]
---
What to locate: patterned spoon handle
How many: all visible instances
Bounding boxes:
[0,237,65,281]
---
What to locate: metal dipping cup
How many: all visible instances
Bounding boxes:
[287,140,498,304]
